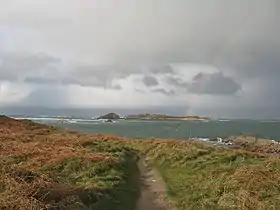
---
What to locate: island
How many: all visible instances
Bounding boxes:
[97,112,121,120]
[96,112,210,121]
[124,113,210,121]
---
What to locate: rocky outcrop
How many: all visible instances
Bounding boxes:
[97,113,121,120]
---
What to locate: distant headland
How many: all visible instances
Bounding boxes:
[125,113,210,121]
[97,112,210,121]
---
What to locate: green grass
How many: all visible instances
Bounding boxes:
[38,141,140,210]
[2,117,280,210]
[126,140,280,210]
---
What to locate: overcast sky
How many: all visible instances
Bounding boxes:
[0,0,279,118]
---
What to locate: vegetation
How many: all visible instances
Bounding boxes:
[1,115,280,209]
[0,116,139,209]
[125,113,210,121]
[129,139,280,209]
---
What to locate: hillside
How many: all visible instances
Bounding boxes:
[0,116,139,210]
[1,116,280,209]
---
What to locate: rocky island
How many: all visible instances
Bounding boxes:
[96,112,121,120]
[125,113,210,121]
[96,112,210,121]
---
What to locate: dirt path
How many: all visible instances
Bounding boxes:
[136,156,172,210]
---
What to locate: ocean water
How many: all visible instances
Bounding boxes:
[16,117,280,140]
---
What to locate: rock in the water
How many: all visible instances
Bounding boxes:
[97,113,120,120]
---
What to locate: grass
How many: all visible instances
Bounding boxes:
[0,116,140,210]
[1,116,280,209]
[38,154,139,210]
[128,140,280,210]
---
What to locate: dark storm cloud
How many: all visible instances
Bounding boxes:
[114,0,280,88]
[65,64,129,88]
[164,72,241,95]
[1,0,280,117]
[62,64,171,88]
[0,52,59,82]
[165,76,188,89]
[68,64,174,83]
[142,75,159,87]
[2,0,279,82]
[217,48,280,80]
[0,51,176,89]
[188,72,241,95]
[0,52,123,89]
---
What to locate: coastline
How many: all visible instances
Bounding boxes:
[124,117,210,121]
[1,116,280,209]
[97,112,211,121]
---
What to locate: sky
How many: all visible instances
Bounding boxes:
[0,0,279,118]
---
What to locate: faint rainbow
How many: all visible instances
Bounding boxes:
[184,13,253,116]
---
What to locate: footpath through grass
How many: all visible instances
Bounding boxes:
[1,116,280,210]
[128,140,280,210]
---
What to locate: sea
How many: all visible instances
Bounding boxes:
[9,116,280,141]
[2,107,280,141]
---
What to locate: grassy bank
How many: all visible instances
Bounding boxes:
[1,116,280,209]
[0,116,140,209]
[128,139,280,210]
